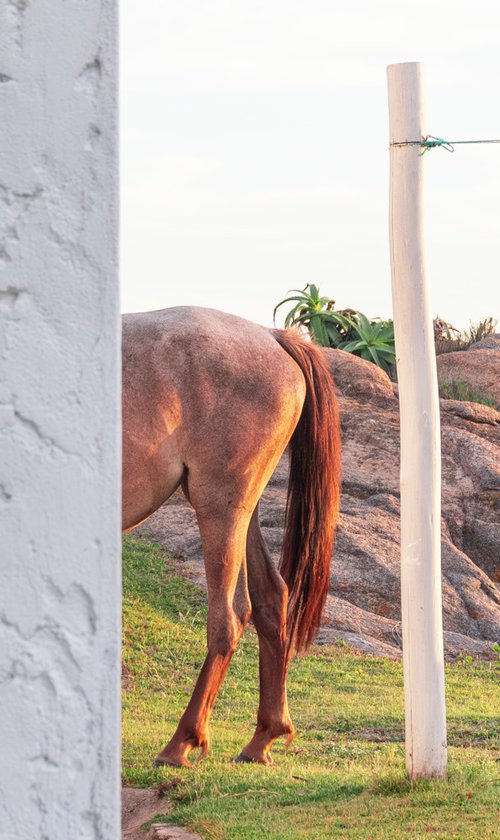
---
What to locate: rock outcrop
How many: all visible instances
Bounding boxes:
[436,346,500,408]
[469,333,500,351]
[137,346,500,659]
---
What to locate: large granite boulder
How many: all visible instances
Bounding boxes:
[436,348,500,408]
[136,346,500,659]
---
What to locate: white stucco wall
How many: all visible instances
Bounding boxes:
[0,2,120,838]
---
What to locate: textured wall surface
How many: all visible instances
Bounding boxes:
[0,2,120,837]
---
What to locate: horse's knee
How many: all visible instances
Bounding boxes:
[234,594,252,628]
[210,628,239,658]
[208,608,246,657]
[251,579,288,641]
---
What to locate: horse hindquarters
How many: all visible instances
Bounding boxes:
[153,351,306,766]
[234,331,340,763]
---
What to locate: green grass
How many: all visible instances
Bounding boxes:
[122,536,500,839]
[439,379,498,410]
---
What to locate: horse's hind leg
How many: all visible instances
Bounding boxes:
[236,506,294,765]
[154,506,252,768]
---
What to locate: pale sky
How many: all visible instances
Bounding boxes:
[121,0,500,332]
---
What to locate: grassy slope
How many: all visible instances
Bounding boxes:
[122,536,499,840]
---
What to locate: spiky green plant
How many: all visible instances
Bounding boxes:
[274,285,396,373]
[273,284,337,346]
[333,312,396,374]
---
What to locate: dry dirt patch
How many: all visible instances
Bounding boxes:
[122,785,201,840]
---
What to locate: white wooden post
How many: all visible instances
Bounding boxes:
[387,62,447,779]
[0,1,120,836]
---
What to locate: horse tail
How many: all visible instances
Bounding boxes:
[272,329,341,656]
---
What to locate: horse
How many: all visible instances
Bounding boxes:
[122,306,341,767]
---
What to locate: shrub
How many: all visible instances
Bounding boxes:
[332,312,396,374]
[274,285,396,374]
[435,317,497,355]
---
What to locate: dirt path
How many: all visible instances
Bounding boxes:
[122,786,201,840]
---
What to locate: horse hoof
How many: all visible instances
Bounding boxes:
[233,753,255,763]
[153,757,185,768]
[234,753,274,766]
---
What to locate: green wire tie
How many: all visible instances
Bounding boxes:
[391,135,500,155]
[418,136,454,155]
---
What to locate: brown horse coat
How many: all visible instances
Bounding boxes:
[122,306,340,766]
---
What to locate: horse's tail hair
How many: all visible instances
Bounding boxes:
[272,329,341,656]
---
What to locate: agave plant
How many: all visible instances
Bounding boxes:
[273,284,336,346]
[333,311,396,373]
[274,284,396,374]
